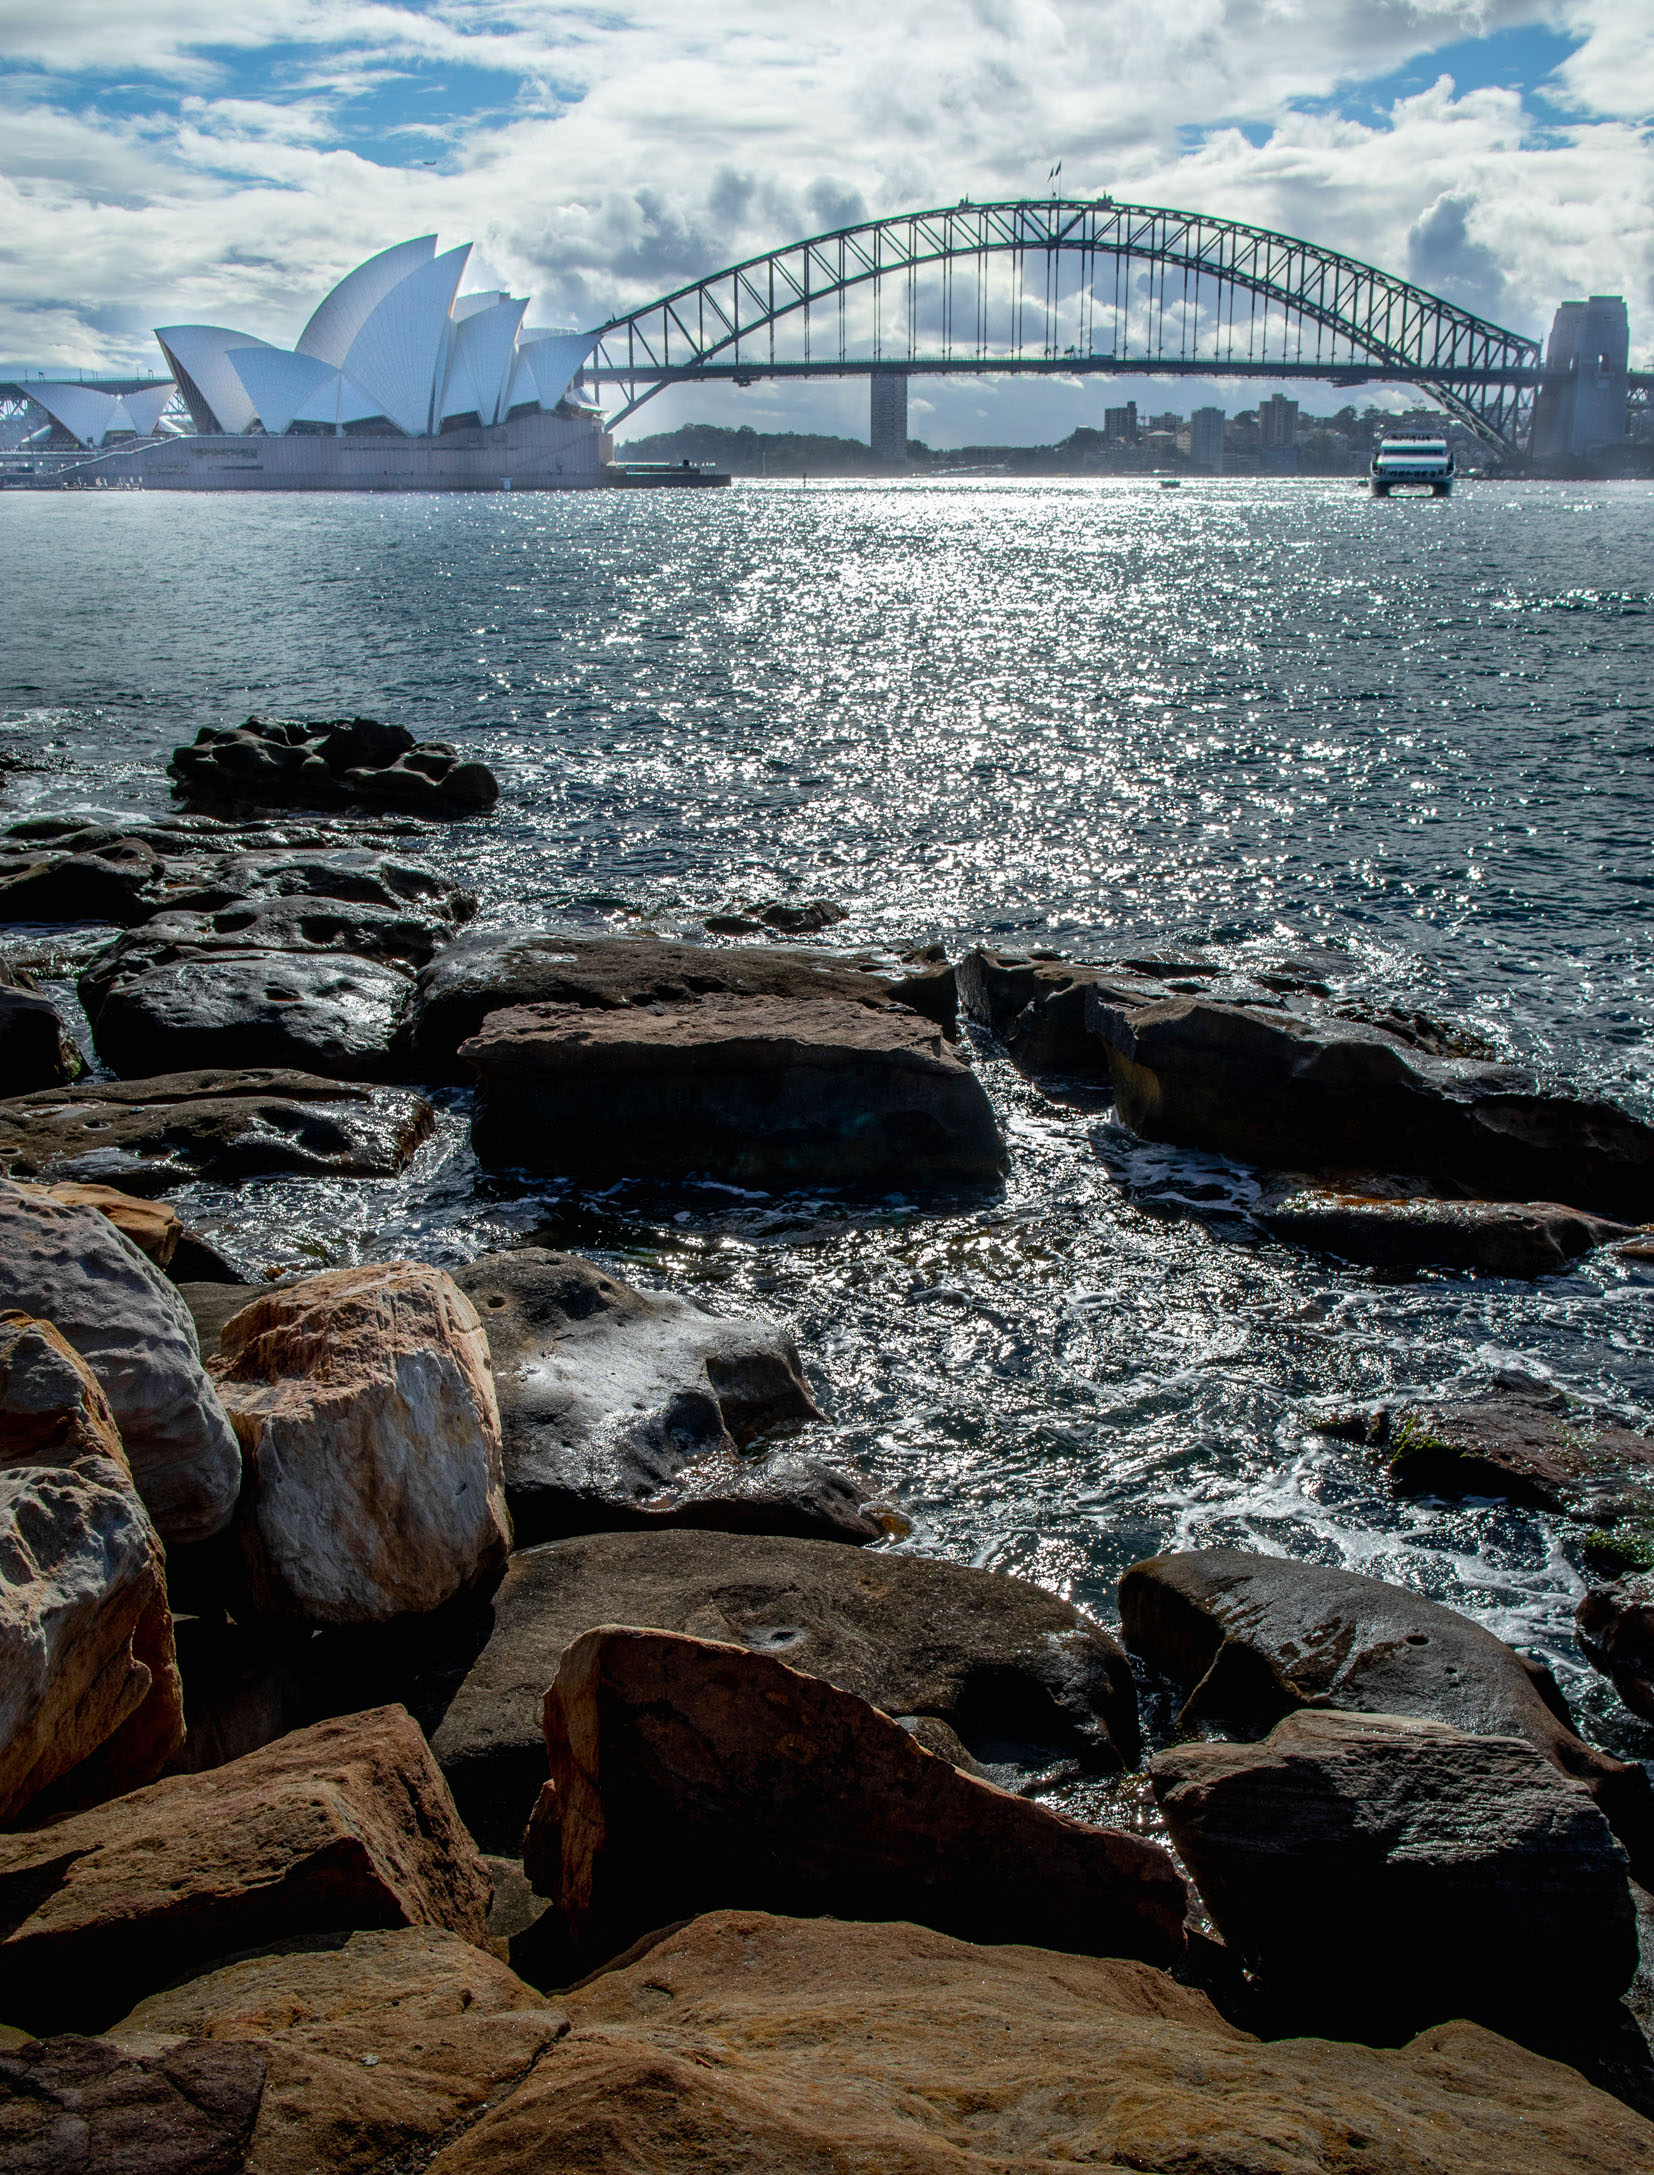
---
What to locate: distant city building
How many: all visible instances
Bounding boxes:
[1103,401,1138,444]
[1259,395,1299,449]
[1531,296,1629,460]
[1189,406,1225,469]
[870,372,909,462]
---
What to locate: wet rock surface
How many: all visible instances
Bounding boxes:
[522,1625,1185,1976]
[430,1525,1142,1851]
[210,1262,512,1629]
[1578,1578,1654,1723]
[1325,1389,1654,1519]
[1151,1708,1637,2036]
[0,1070,434,1189]
[169,717,499,817]
[1262,1184,1635,1276]
[464,991,1006,1189]
[430,1909,1654,2175]
[449,1247,838,1545]
[0,964,79,1094]
[405,930,958,1079]
[0,1183,241,1545]
[959,947,1176,1080]
[1120,1547,1654,1877]
[0,1705,493,2035]
[0,838,167,926]
[1089,993,1654,1218]
[0,2033,267,2175]
[105,1927,561,2175]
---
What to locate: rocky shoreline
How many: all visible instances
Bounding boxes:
[3,724,1654,2169]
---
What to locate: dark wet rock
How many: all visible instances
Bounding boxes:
[1333,1002,1503,1060]
[164,1615,316,1775]
[1323,1390,1654,1519]
[521,1626,1185,1977]
[0,1705,492,2036]
[1579,1579,1654,1723]
[165,1230,244,1284]
[169,717,499,818]
[464,993,1005,1190]
[0,2033,267,2175]
[1152,1708,1636,2039]
[1262,1184,1633,1276]
[0,966,78,1093]
[707,897,848,935]
[1119,1547,1654,1878]
[0,1070,433,1189]
[449,1248,842,1546]
[405,931,957,1081]
[82,946,415,1081]
[0,1181,242,1547]
[158,847,477,923]
[82,902,454,1015]
[959,948,1172,1081]
[1088,994,1654,1218]
[0,840,165,927]
[431,1525,1141,1853]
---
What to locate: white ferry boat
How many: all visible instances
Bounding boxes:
[1369,435,1453,497]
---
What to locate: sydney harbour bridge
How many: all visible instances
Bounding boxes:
[580,195,1643,461]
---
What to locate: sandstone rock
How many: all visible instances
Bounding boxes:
[1119,1548,1654,1878]
[105,1927,562,2175]
[432,1526,1142,1852]
[1263,1185,1633,1276]
[84,948,416,1081]
[210,1262,511,1629]
[522,1625,1183,1975]
[0,2033,267,2175]
[0,970,78,1094]
[423,1908,1654,2175]
[707,897,848,935]
[1088,993,1654,1218]
[0,1705,492,2034]
[159,847,477,925]
[0,1069,434,1189]
[27,1184,183,1269]
[1578,1578,1654,1723]
[958,947,1172,1079]
[404,931,956,1080]
[1326,1390,1654,1517]
[1151,1708,1636,2037]
[0,1184,241,1545]
[169,717,499,817]
[0,840,164,926]
[164,1615,315,1776]
[464,994,1006,1189]
[0,1319,185,1822]
[450,1248,840,1545]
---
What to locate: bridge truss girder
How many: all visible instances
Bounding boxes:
[587,198,1543,450]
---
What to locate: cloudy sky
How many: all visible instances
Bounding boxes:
[2,0,1649,444]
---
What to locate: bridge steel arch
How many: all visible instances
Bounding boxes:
[586,198,1542,450]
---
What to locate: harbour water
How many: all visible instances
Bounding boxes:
[3,475,1651,1756]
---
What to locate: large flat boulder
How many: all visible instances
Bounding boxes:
[449,1248,848,1546]
[0,838,166,926]
[1088,993,1654,1218]
[157,845,477,924]
[522,1626,1184,1975]
[1263,1185,1633,1276]
[104,1927,561,2175]
[0,1070,433,1190]
[82,948,416,1081]
[0,1318,184,1822]
[1119,1548,1654,1879]
[430,1526,1142,1851]
[0,2034,267,2174]
[1151,1709,1636,2039]
[404,931,956,1079]
[0,1184,241,1545]
[464,994,1006,1189]
[0,1705,492,2034]
[210,1263,511,1628]
[422,1909,1654,2175]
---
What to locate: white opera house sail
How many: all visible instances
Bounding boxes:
[13,237,621,492]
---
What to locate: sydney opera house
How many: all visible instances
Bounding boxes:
[3,237,618,491]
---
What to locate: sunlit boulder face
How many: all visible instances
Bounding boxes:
[152,236,596,443]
